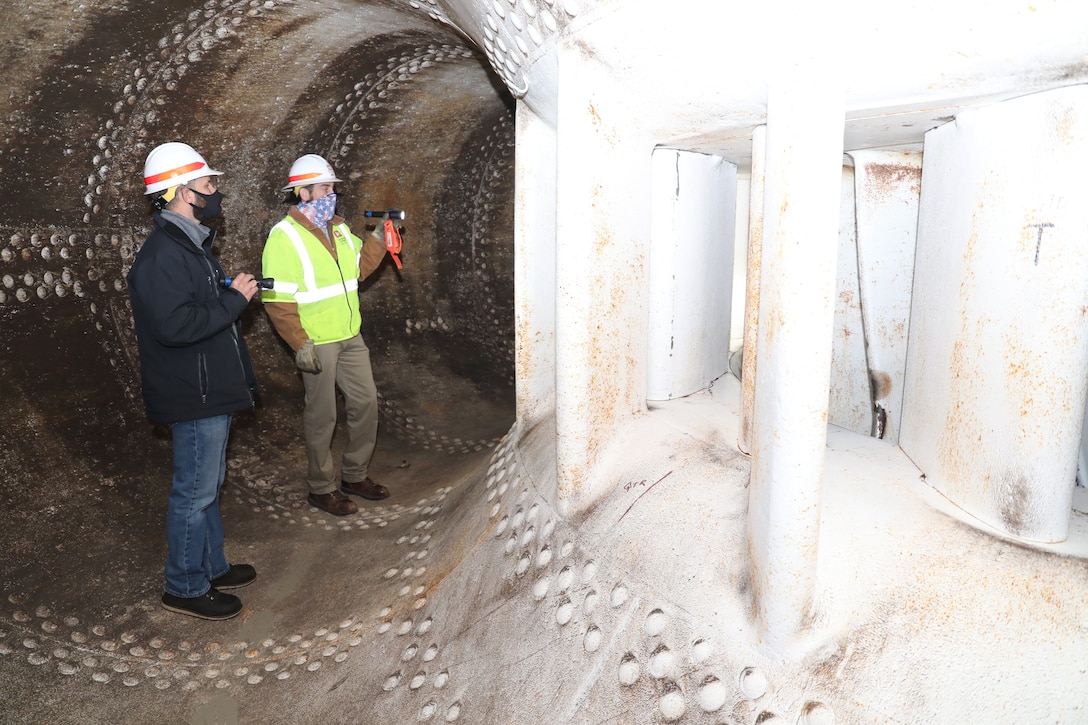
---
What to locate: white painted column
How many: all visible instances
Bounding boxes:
[747,80,844,652]
[553,57,649,513]
[901,85,1088,543]
[646,149,736,401]
[514,102,557,427]
[739,125,766,455]
[850,147,922,443]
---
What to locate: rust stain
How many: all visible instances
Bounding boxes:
[870,370,892,400]
[862,161,922,204]
[588,101,601,129]
[515,311,534,383]
[765,304,783,345]
[1055,105,1077,146]
[935,214,984,501]
[593,215,612,256]
[586,100,618,147]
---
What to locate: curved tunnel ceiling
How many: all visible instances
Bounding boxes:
[0,0,516,709]
[0,0,516,442]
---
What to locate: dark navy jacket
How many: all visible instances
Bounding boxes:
[126,212,259,425]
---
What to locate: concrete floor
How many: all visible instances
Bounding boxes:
[3,373,1085,724]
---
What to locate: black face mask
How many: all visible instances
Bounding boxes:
[189,189,223,221]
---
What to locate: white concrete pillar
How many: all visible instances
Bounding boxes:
[901,84,1088,543]
[747,79,844,652]
[553,58,649,513]
[849,147,922,443]
[646,149,736,401]
[739,125,766,455]
[514,102,557,427]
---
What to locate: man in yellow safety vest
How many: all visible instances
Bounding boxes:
[261,154,394,516]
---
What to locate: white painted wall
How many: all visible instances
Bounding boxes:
[646,149,735,401]
[901,85,1088,543]
[442,1,1088,719]
[729,176,750,357]
[828,166,870,437]
[849,147,922,444]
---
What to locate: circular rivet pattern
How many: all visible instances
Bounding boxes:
[532,578,550,600]
[583,626,601,653]
[698,676,727,712]
[644,608,667,636]
[648,645,674,679]
[659,684,686,721]
[556,598,574,625]
[618,653,640,686]
[739,666,768,700]
[800,702,836,725]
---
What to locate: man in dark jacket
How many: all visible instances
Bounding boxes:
[126,141,261,620]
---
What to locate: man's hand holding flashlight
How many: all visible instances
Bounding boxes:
[228,272,260,302]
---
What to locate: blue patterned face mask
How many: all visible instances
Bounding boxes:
[298,192,337,229]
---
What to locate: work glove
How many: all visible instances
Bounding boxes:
[295,339,322,373]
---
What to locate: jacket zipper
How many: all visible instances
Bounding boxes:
[229,324,253,406]
[201,252,253,406]
[198,353,208,404]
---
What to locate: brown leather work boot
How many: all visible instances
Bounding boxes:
[307,490,358,516]
[341,476,390,501]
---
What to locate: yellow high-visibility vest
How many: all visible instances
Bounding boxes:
[261,216,362,344]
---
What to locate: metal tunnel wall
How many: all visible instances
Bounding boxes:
[0,2,521,720]
[0,2,518,461]
[3,1,1088,724]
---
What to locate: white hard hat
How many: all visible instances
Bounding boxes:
[143,142,222,195]
[282,154,343,192]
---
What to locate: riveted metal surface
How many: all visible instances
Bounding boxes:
[3,2,1088,723]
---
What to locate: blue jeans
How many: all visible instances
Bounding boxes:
[164,415,232,598]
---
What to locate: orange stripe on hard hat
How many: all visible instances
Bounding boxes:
[145,161,206,185]
[288,171,324,184]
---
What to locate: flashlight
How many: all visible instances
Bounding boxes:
[363,209,406,220]
[224,277,275,290]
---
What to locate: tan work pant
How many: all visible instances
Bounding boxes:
[301,334,378,495]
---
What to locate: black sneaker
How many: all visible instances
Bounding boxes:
[210,564,257,590]
[161,588,242,620]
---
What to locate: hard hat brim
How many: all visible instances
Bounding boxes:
[280,176,343,193]
[144,168,224,195]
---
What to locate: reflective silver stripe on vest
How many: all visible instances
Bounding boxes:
[335,222,362,271]
[273,220,317,294]
[273,220,360,304]
[297,277,359,303]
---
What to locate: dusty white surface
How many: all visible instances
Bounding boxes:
[437,373,1088,723]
